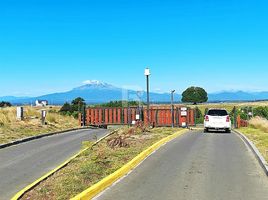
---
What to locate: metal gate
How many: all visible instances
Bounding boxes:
[79,106,195,127]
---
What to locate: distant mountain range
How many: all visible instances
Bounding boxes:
[1,80,268,105]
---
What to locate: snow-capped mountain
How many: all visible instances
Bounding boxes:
[1,80,268,105]
[0,81,179,105]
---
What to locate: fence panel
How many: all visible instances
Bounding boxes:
[82,107,195,127]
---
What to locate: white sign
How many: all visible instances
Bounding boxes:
[181,111,187,116]
[181,107,187,111]
[41,110,47,118]
[16,107,23,120]
[132,120,136,125]
[181,122,187,127]
[136,114,140,120]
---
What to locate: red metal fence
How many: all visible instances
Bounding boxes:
[80,107,195,127]
[236,115,249,128]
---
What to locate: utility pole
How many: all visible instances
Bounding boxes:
[136,90,143,119]
[144,68,150,126]
[171,90,175,128]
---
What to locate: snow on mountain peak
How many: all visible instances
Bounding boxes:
[82,80,106,85]
[73,80,118,91]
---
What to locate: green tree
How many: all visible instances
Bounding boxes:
[194,106,204,124]
[0,101,12,107]
[204,108,209,115]
[59,97,86,119]
[71,97,86,112]
[59,102,72,113]
[253,106,268,119]
[97,100,141,108]
[195,106,202,118]
[181,87,208,104]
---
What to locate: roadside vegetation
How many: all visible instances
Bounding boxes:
[59,97,86,119]
[0,101,12,107]
[93,100,143,108]
[181,86,208,104]
[239,117,268,162]
[0,106,78,144]
[21,126,184,200]
[186,102,268,124]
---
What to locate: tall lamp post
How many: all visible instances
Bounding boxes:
[144,68,150,125]
[171,90,175,128]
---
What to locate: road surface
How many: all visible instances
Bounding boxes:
[96,130,268,200]
[0,128,108,200]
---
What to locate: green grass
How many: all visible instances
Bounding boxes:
[186,101,268,115]
[21,127,184,200]
[239,127,268,162]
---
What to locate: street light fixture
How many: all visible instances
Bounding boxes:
[144,68,150,125]
[171,90,175,128]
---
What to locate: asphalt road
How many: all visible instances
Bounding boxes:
[95,131,268,200]
[0,128,108,200]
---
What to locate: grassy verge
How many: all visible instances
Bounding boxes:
[21,126,184,200]
[239,117,268,162]
[0,106,78,144]
[154,101,268,115]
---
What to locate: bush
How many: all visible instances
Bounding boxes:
[195,107,204,124]
[96,100,141,108]
[0,101,12,107]
[47,114,57,123]
[72,111,79,119]
[59,98,86,119]
[253,106,268,119]
[60,103,72,113]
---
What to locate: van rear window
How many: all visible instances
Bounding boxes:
[207,109,228,116]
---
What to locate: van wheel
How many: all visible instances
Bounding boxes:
[225,129,231,133]
[204,128,209,133]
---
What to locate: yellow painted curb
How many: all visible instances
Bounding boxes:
[71,129,189,200]
[11,129,118,200]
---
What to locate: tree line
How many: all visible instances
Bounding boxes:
[0,101,12,107]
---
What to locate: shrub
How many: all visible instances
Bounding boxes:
[0,101,12,107]
[60,103,72,113]
[253,106,268,119]
[47,114,57,123]
[72,111,79,119]
[195,107,204,124]
[96,100,141,108]
[59,98,86,119]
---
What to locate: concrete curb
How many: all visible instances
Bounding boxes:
[11,128,119,200]
[0,126,98,149]
[233,129,268,176]
[71,129,189,200]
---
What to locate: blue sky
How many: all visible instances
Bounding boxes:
[1,0,268,96]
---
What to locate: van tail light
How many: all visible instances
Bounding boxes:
[205,115,209,121]
[226,116,230,122]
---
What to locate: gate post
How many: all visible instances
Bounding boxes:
[175,108,179,127]
[82,106,86,126]
[237,115,241,129]
[233,106,237,129]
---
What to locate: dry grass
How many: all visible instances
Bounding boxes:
[21,127,184,200]
[248,117,268,133]
[239,116,268,162]
[153,101,268,115]
[0,106,79,144]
